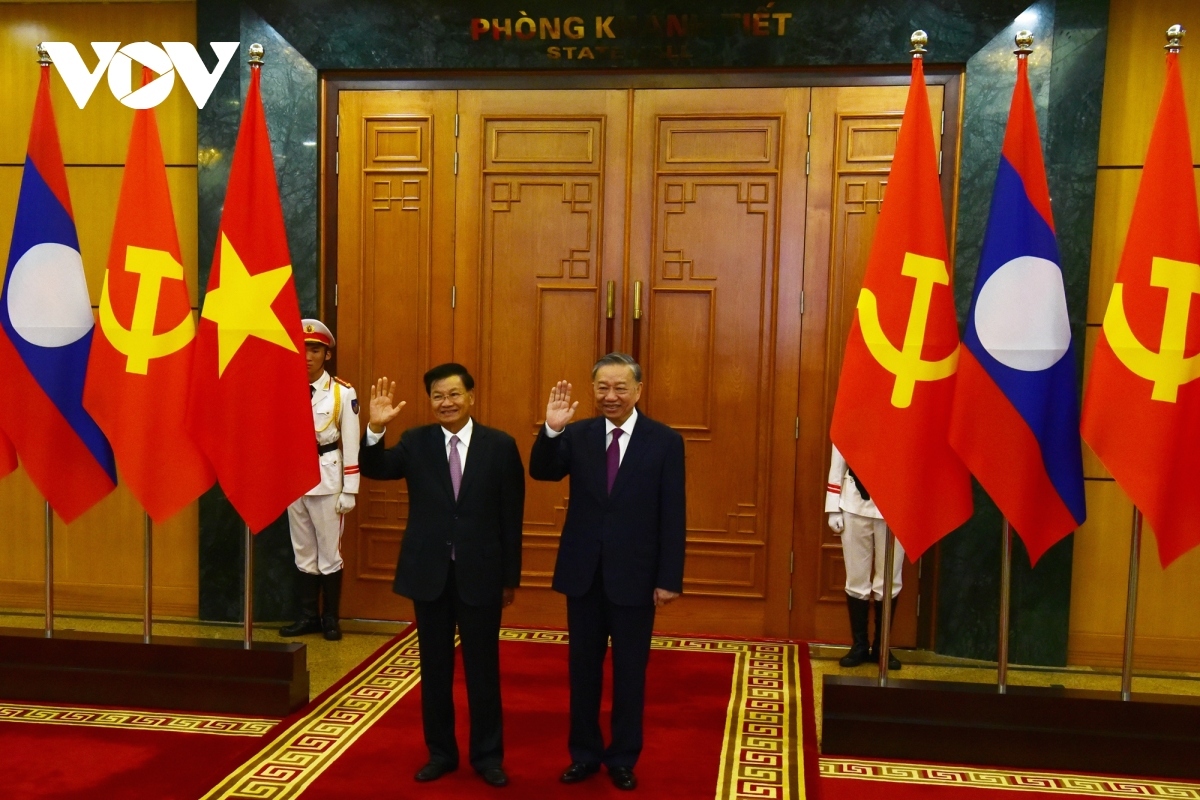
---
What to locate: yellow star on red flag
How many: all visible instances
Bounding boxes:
[200,233,297,377]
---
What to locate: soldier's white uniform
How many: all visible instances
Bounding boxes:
[287,370,360,575]
[825,444,902,601]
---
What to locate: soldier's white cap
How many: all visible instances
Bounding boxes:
[301,319,334,348]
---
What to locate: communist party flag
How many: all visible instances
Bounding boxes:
[0,59,115,521]
[1081,45,1200,567]
[186,57,318,532]
[84,68,215,522]
[830,45,973,559]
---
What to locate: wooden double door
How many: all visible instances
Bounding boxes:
[333,83,949,642]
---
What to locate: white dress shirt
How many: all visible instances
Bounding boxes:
[545,408,637,465]
[365,417,473,469]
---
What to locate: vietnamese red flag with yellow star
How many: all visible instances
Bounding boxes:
[829,48,973,559]
[84,69,215,522]
[1081,48,1200,567]
[186,62,317,532]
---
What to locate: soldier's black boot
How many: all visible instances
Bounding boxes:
[839,595,872,667]
[280,569,323,637]
[870,596,902,670]
[321,570,343,641]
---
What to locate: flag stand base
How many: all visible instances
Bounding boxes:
[0,627,308,716]
[822,674,1200,779]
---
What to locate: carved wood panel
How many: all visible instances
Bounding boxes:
[457,92,629,602]
[337,91,457,619]
[631,89,808,626]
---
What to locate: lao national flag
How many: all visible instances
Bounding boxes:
[0,64,115,521]
[950,49,1086,564]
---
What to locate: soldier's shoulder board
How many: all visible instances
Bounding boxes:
[334,377,353,389]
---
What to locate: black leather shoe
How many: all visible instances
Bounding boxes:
[322,615,342,641]
[608,766,637,791]
[560,762,600,783]
[838,643,870,668]
[279,617,323,637]
[414,761,456,782]
[479,767,508,787]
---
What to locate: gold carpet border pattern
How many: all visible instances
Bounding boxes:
[205,628,806,800]
[821,757,1200,797]
[0,702,275,737]
[201,630,424,800]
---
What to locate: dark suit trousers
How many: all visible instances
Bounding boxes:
[413,561,504,771]
[566,564,656,768]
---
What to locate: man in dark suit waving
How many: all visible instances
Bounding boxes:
[360,363,524,789]
[530,353,686,792]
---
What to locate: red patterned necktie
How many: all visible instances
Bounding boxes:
[607,429,623,495]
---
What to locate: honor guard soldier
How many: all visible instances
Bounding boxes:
[826,444,903,670]
[281,319,360,641]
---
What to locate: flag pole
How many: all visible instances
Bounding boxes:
[997,518,1013,693]
[877,526,897,686]
[243,523,254,649]
[44,501,53,637]
[143,512,153,643]
[1119,507,1143,700]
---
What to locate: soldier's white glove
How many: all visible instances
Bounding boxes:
[827,512,845,533]
[335,494,356,515]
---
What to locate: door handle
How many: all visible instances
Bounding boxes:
[606,281,615,320]
[633,280,643,320]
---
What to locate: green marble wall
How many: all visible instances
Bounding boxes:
[196,0,1109,654]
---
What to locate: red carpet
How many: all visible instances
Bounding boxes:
[304,633,730,797]
[206,627,812,799]
[0,703,275,799]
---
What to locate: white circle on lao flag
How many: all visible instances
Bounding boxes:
[974,255,1071,372]
[6,242,94,347]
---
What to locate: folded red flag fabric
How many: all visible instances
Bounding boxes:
[830,47,973,559]
[186,59,317,532]
[85,68,215,522]
[1081,47,1200,567]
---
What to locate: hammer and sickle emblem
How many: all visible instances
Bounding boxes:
[857,252,960,409]
[99,246,195,375]
[1102,256,1200,403]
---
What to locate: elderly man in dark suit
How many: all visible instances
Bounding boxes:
[529,352,686,792]
[360,363,525,789]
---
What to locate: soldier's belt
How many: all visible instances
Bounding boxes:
[317,441,339,455]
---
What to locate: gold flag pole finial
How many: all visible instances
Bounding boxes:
[910,30,929,57]
[248,43,264,65]
[37,43,51,66]
[1014,30,1034,57]
[1165,25,1185,53]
